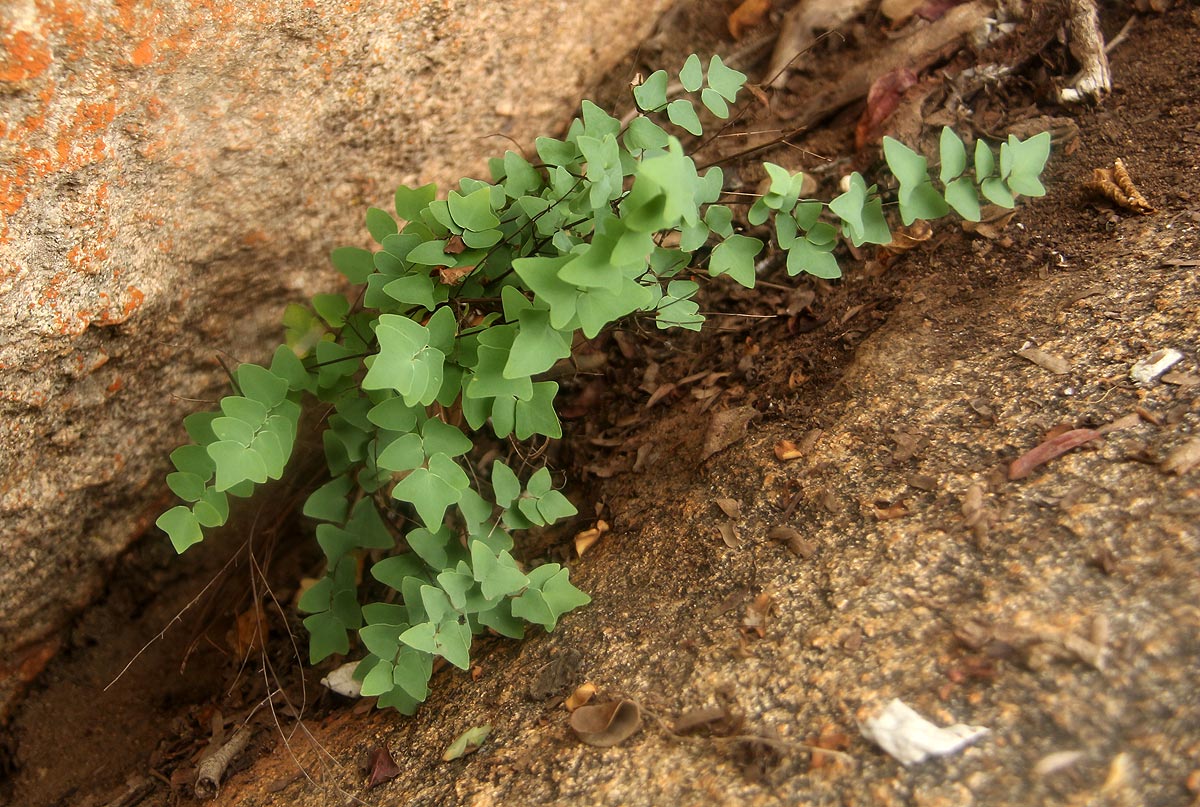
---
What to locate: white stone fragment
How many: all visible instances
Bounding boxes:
[859,699,989,765]
[1130,349,1183,385]
[320,660,363,697]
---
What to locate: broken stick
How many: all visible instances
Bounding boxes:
[195,728,252,800]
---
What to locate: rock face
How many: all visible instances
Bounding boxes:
[0,0,668,721]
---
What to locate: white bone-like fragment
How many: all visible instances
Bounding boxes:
[1130,349,1183,385]
[320,660,363,697]
[859,699,989,765]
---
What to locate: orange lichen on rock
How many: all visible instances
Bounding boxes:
[130,37,155,65]
[56,98,120,167]
[86,286,146,328]
[0,27,53,83]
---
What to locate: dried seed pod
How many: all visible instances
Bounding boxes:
[1083,159,1154,214]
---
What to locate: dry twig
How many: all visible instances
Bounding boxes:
[195,728,252,799]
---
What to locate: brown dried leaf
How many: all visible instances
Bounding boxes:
[907,473,938,491]
[570,700,643,747]
[1162,438,1200,475]
[718,521,743,549]
[728,0,771,39]
[1017,347,1071,374]
[673,706,729,734]
[962,209,1017,239]
[1008,428,1102,480]
[892,431,922,462]
[702,406,758,462]
[632,442,658,472]
[229,602,266,658]
[961,483,991,541]
[882,220,933,254]
[742,593,775,638]
[1161,371,1200,387]
[645,382,677,408]
[1099,412,1141,434]
[437,264,474,285]
[744,82,771,110]
[855,68,918,150]
[767,526,817,558]
[366,745,401,789]
[872,500,909,520]
[565,682,597,711]
[574,520,609,558]
[715,498,742,519]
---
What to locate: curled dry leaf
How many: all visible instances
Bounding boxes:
[961,484,990,541]
[882,220,932,254]
[229,602,267,657]
[727,0,771,39]
[632,442,658,472]
[1060,0,1111,103]
[574,520,609,557]
[715,498,742,520]
[872,500,909,520]
[1008,428,1102,480]
[1016,346,1071,375]
[855,68,919,150]
[1162,438,1200,475]
[195,729,251,800]
[1101,412,1142,434]
[702,406,758,462]
[366,745,401,789]
[718,521,743,549]
[1084,158,1154,214]
[774,440,803,461]
[645,382,677,408]
[768,526,817,558]
[443,725,491,761]
[565,682,597,711]
[742,593,775,638]
[437,264,474,285]
[907,473,937,491]
[570,700,643,747]
[673,705,729,734]
[962,209,1017,239]
[1161,371,1200,388]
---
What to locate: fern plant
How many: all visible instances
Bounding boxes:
[157,54,1050,713]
